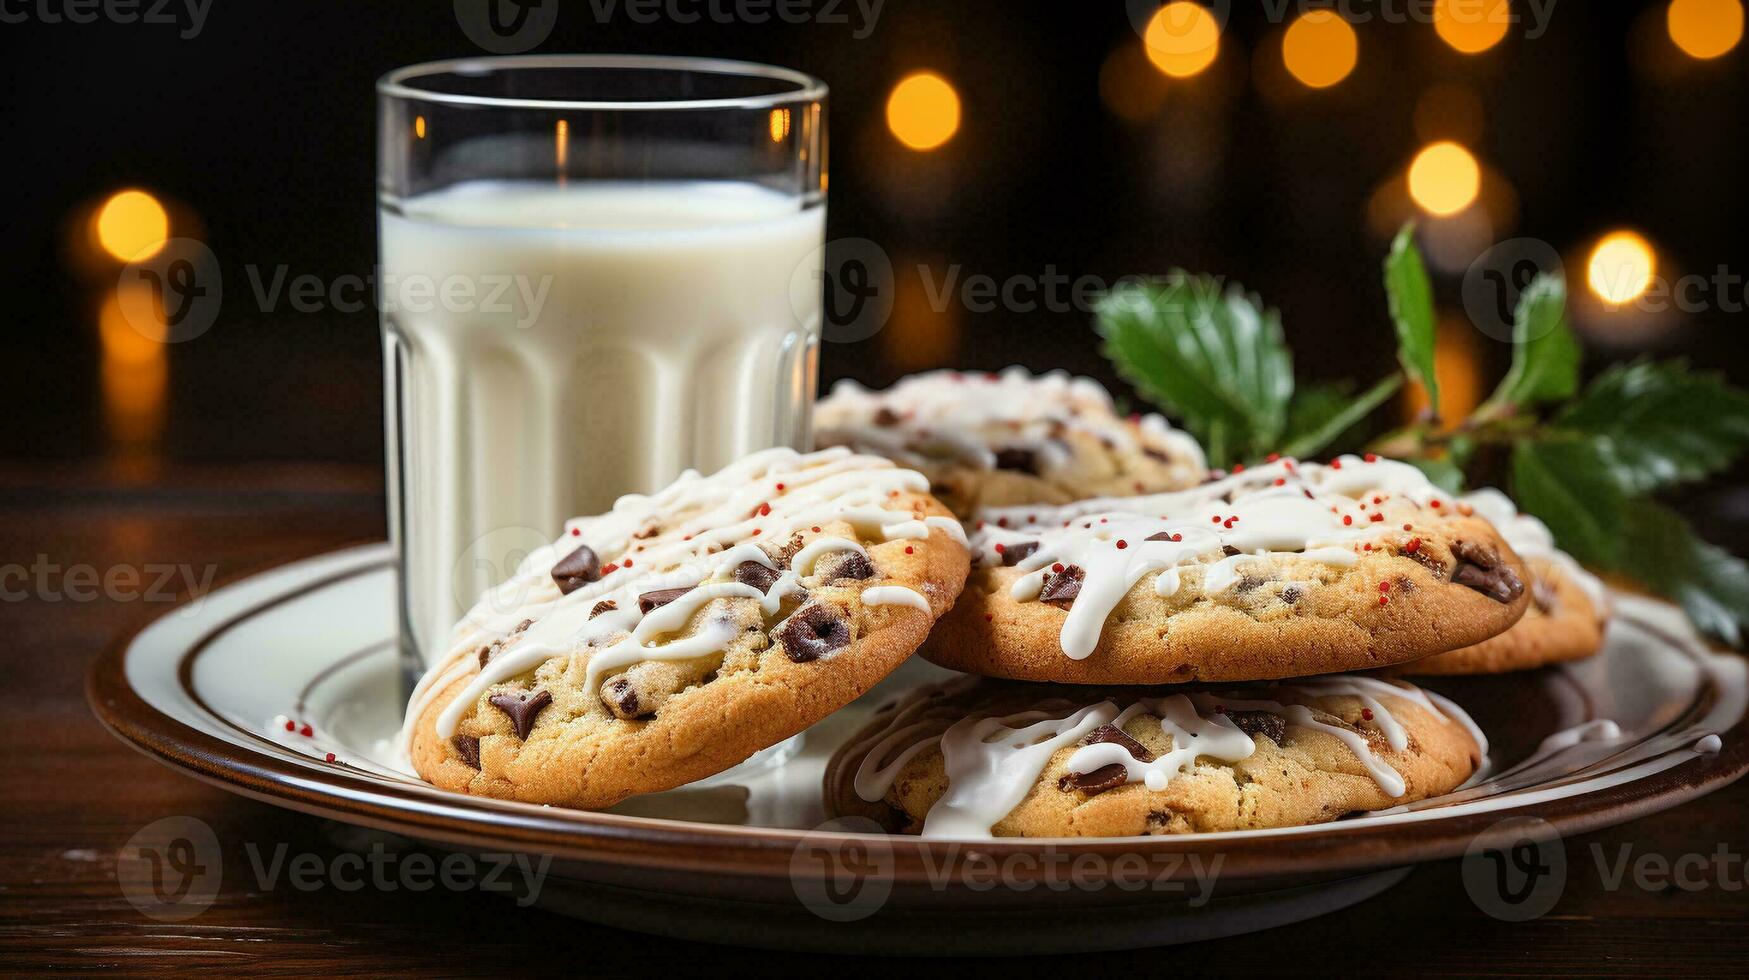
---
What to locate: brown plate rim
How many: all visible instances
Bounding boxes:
[87,546,1749,888]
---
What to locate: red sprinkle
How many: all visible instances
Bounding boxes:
[1379,581,1391,592]
[1266,453,1280,462]
[1116,540,1129,550]
[994,543,1007,554]
[997,517,1009,528]
[622,558,633,567]
[759,503,771,516]
[775,483,785,491]
[1224,517,1238,529]
[1232,463,1246,473]
[751,529,762,537]
[1405,538,1422,553]
[905,546,914,554]
[1379,595,1389,605]
[812,526,822,533]
[1370,512,1385,523]
[284,720,295,732]
[1364,543,1374,551]
[1331,459,1343,469]
[1274,477,1286,486]
[1212,515,1222,523]
[300,724,313,737]
[1171,533,1183,542]
[1342,515,1354,526]
[1362,708,1375,720]
[1430,499,1442,508]
[603,562,619,574]
[1403,523,1414,531]
[1052,562,1065,573]
[570,528,581,537]
[325,752,337,763]
[1364,453,1379,463]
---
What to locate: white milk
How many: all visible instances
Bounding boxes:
[379,180,824,667]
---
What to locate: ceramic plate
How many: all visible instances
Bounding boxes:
[90,544,1749,953]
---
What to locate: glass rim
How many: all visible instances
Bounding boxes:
[377,54,828,111]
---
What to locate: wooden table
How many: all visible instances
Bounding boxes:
[5,464,1747,972]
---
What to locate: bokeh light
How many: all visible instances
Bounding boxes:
[1434,0,1511,54]
[769,107,791,142]
[1587,230,1657,305]
[1667,0,1744,58]
[1144,2,1221,78]
[95,189,169,262]
[1407,141,1481,216]
[886,72,961,150]
[1282,11,1359,88]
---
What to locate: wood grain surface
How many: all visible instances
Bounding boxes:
[4,463,1746,973]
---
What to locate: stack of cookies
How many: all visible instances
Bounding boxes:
[402,368,1610,841]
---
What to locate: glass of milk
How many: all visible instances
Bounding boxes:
[377,56,827,679]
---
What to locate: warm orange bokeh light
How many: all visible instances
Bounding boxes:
[886,72,961,150]
[1144,2,1221,78]
[1667,0,1745,58]
[1434,0,1512,54]
[95,189,169,262]
[1407,141,1481,216]
[769,107,791,142]
[1587,231,1657,305]
[1283,11,1359,88]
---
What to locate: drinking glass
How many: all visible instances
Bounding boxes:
[377,56,827,684]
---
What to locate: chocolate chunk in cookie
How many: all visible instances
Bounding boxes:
[993,447,1041,476]
[1057,763,1129,795]
[776,603,852,662]
[1082,723,1154,762]
[999,540,1039,566]
[734,560,782,594]
[1451,540,1524,603]
[552,544,602,595]
[817,550,876,583]
[1039,564,1084,603]
[637,587,694,614]
[452,734,481,769]
[1226,710,1287,745]
[487,689,552,740]
[605,677,643,719]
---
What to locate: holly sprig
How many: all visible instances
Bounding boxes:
[1095,223,1749,645]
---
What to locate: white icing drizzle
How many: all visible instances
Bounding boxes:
[860,586,931,612]
[851,674,1484,838]
[398,447,965,752]
[814,367,1207,481]
[976,479,1421,660]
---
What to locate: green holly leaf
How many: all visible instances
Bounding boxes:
[1621,499,1749,647]
[1556,360,1749,494]
[1096,274,1294,467]
[1279,375,1404,460]
[1491,273,1580,408]
[1509,436,1625,566]
[1383,223,1439,419]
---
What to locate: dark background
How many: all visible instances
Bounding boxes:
[3,0,1745,483]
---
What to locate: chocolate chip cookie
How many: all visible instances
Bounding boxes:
[924,454,1531,684]
[401,447,971,810]
[813,367,1207,516]
[1395,488,1610,675]
[826,673,1485,837]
